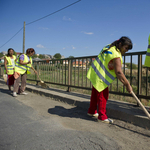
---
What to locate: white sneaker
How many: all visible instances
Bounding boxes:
[20,92,28,95]
[13,92,17,97]
[87,113,99,117]
[98,118,113,124]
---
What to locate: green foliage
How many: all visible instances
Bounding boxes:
[68,56,74,58]
[54,53,61,59]
[125,63,137,69]
[39,54,45,59]
[32,54,38,59]
[0,53,4,58]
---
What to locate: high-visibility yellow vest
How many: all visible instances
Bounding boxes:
[87,45,123,92]
[15,54,32,75]
[4,55,16,75]
[144,34,150,67]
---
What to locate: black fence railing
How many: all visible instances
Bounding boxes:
[0,51,150,100]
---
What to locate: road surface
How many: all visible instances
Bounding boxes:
[0,83,150,150]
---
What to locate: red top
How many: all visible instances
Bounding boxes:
[108,57,120,70]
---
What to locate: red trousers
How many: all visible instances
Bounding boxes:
[88,86,109,120]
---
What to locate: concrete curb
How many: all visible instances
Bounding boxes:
[0,79,150,129]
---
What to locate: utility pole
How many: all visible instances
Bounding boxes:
[23,21,25,54]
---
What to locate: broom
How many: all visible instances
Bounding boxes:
[32,67,48,88]
[131,91,150,119]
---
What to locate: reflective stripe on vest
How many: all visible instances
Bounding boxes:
[15,64,27,71]
[7,65,13,67]
[146,52,150,56]
[14,54,32,74]
[95,57,115,80]
[4,55,16,75]
[91,63,110,86]
[91,57,115,86]
[148,45,150,49]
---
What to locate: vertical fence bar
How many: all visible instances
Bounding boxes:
[70,59,72,86]
[74,59,76,86]
[57,60,58,83]
[62,60,63,84]
[52,63,53,82]
[146,68,148,96]
[86,58,87,87]
[117,78,118,92]
[82,59,83,87]
[141,55,142,95]
[78,59,79,86]
[67,59,71,92]
[65,60,66,85]
[59,60,60,83]
[137,54,142,96]
[123,55,125,93]
[37,62,39,85]
[130,55,133,86]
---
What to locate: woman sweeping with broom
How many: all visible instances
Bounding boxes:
[13,48,37,97]
[87,36,133,123]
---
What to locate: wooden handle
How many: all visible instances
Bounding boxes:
[32,67,42,82]
[131,91,150,119]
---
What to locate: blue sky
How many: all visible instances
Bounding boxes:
[0,0,150,58]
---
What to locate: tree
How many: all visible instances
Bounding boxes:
[125,63,137,69]
[39,54,45,59]
[32,54,38,59]
[0,53,4,58]
[68,56,74,58]
[54,53,61,59]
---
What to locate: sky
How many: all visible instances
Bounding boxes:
[0,0,150,59]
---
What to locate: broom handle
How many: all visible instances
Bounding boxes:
[131,91,150,119]
[32,67,42,82]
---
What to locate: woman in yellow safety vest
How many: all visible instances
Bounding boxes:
[4,48,16,91]
[13,48,37,97]
[87,36,133,124]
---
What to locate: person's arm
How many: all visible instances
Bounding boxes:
[4,57,8,74]
[19,59,31,65]
[113,58,132,93]
[19,55,31,65]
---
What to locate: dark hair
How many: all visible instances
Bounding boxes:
[26,48,35,55]
[7,48,14,57]
[102,36,133,54]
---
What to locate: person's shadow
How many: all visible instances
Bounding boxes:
[48,106,150,138]
[48,106,97,122]
[0,87,12,96]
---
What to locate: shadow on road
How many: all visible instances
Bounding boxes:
[0,87,12,96]
[48,106,97,122]
[48,106,150,138]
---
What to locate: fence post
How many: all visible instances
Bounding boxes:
[67,59,71,92]
[137,54,142,106]
[36,62,39,85]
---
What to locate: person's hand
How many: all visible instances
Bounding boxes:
[28,61,31,64]
[125,84,132,93]
[6,69,9,74]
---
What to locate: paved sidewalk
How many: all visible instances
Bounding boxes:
[0,78,150,129]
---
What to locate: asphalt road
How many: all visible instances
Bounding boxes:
[0,83,150,150]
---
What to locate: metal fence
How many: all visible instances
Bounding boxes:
[0,51,150,100]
